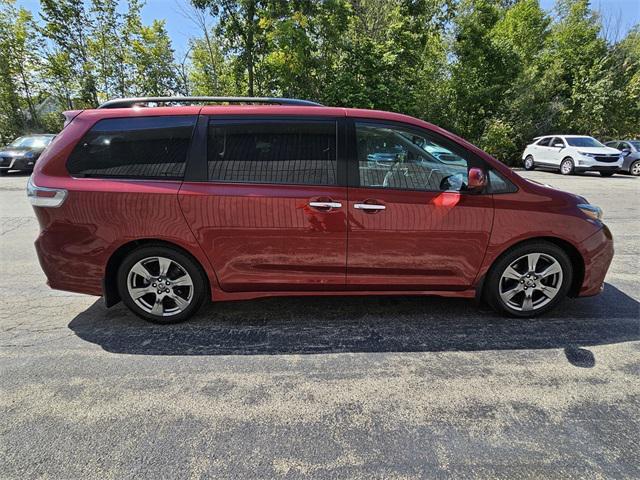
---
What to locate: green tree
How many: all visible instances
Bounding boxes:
[40,0,99,106]
[448,0,520,143]
[193,0,274,96]
[189,36,235,95]
[11,7,43,126]
[0,1,25,142]
[130,20,180,96]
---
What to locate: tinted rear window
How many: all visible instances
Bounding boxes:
[207,120,337,185]
[67,116,196,179]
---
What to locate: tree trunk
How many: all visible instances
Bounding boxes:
[246,0,256,97]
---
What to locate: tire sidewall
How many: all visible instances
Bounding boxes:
[524,156,535,170]
[560,158,574,175]
[485,241,573,317]
[629,160,640,176]
[117,245,208,324]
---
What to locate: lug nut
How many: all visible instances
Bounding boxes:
[152,283,156,287]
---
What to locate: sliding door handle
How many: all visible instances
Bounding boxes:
[354,203,386,211]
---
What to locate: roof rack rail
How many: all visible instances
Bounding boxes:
[97,96,323,109]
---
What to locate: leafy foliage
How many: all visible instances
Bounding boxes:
[0,0,638,164]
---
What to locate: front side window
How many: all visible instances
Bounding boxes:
[67,116,197,179]
[565,136,604,148]
[207,120,337,185]
[550,137,565,147]
[537,137,551,147]
[356,122,476,192]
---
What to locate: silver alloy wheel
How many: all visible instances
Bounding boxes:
[127,256,194,317]
[631,160,640,176]
[525,156,534,169]
[561,159,573,174]
[499,252,563,312]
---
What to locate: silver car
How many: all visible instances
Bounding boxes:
[604,140,640,176]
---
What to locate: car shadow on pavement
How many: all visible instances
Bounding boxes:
[68,283,639,358]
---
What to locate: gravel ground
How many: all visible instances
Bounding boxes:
[1,169,638,479]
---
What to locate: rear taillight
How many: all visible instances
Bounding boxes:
[27,177,67,208]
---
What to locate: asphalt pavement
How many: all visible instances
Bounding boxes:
[1,169,638,479]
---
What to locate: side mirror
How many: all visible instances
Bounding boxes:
[468,167,487,192]
[621,148,631,156]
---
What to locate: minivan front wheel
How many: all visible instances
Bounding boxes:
[486,241,573,317]
[117,245,207,323]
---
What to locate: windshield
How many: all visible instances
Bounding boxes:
[630,141,640,149]
[9,136,53,148]
[565,137,604,148]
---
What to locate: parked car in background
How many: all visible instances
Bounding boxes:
[0,134,56,175]
[28,96,613,323]
[604,140,640,176]
[522,135,623,176]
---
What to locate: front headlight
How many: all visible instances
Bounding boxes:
[577,151,596,157]
[577,203,603,221]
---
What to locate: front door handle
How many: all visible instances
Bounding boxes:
[354,203,386,211]
[309,201,342,209]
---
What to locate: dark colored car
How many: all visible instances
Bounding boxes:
[604,140,640,176]
[28,97,614,324]
[0,134,56,175]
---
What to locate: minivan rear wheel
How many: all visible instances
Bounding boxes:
[485,241,573,317]
[117,245,208,324]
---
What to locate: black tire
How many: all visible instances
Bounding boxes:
[117,244,208,324]
[599,171,615,177]
[560,158,575,175]
[485,241,573,318]
[630,160,640,176]
[524,155,535,170]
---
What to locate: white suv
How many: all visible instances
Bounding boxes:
[522,135,623,177]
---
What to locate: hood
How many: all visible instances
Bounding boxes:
[574,146,621,155]
[523,177,588,204]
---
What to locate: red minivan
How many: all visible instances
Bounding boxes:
[28,97,614,323]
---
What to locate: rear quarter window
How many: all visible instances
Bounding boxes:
[67,116,197,179]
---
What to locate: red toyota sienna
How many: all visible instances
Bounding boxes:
[28,97,614,323]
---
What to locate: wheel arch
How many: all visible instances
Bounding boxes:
[103,238,211,308]
[479,236,585,301]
